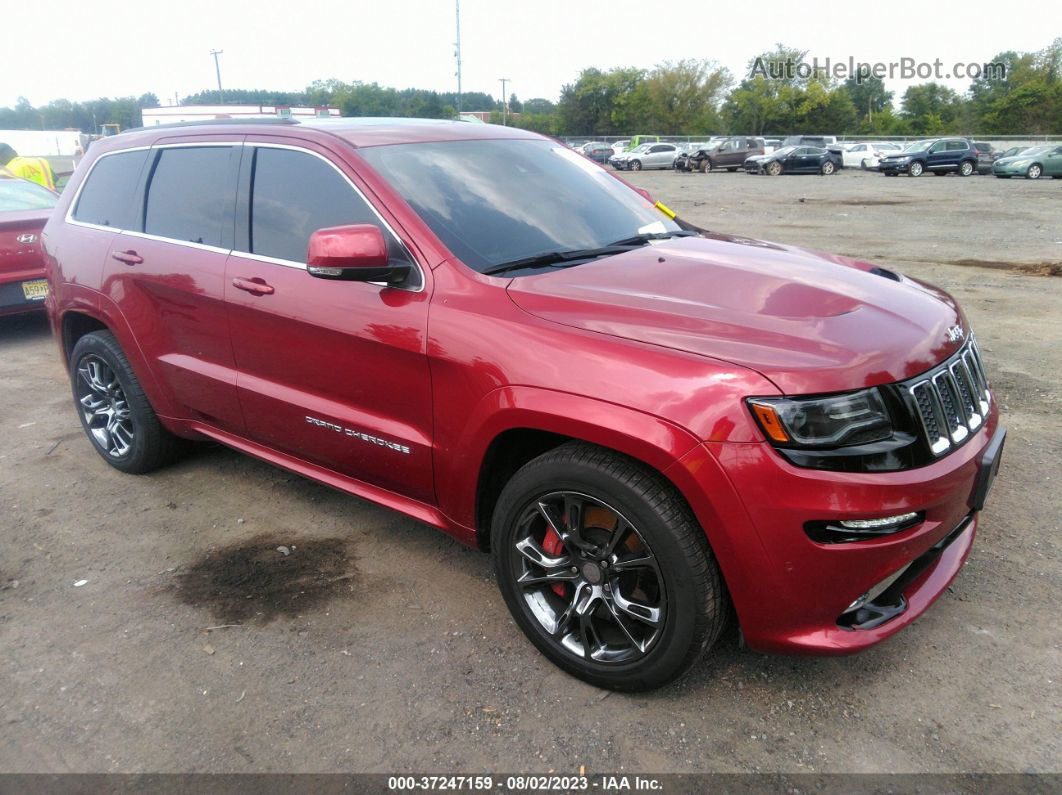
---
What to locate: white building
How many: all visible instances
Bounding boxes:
[141,104,341,126]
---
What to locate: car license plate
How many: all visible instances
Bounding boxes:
[21,279,48,301]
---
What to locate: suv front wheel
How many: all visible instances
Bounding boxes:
[491,442,728,691]
[908,161,924,177]
[70,330,184,474]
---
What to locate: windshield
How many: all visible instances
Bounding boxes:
[0,178,58,211]
[359,139,681,273]
[1015,145,1050,157]
[903,140,933,153]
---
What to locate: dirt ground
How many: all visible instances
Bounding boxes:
[0,169,1059,775]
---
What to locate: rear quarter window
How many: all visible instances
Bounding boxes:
[72,149,149,228]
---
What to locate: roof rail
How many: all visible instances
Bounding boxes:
[121,118,302,134]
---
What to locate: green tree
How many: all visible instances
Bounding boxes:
[639,59,732,134]
[843,75,892,124]
[900,83,964,134]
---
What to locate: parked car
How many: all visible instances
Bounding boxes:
[781,135,837,148]
[45,118,1003,691]
[610,141,679,171]
[688,137,767,173]
[744,145,842,175]
[995,146,1026,160]
[610,140,631,155]
[764,138,783,151]
[670,143,711,171]
[841,142,902,170]
[579,143,614,164]
[992,144,1062,179]
[0,174,57,316]
[625,135,660,151]
[971,142,998,174]
[878,138,979,177]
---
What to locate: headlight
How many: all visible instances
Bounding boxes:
[748,389,893,448]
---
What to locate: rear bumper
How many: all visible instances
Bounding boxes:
[672,412,1001,656]
[0,270,48,316]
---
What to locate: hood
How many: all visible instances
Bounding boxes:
[506,235,965,395]
[745,154,769,163]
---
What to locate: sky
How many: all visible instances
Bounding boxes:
[2,0,1059,109]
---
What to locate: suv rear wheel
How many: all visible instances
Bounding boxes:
[70,331,183,474]
[959,160,975,177]
[491,442,727,691]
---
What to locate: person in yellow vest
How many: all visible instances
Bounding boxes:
[0,143,57,191]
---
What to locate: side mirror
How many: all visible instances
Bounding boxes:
[306,224,411,285]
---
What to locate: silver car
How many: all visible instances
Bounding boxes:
[611,142,680,171]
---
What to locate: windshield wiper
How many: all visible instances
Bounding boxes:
[482,230,697,277]
[605,230,696,247]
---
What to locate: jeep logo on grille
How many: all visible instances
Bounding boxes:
[945,324,965,343]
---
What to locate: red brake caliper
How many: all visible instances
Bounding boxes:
[542,525,567,597]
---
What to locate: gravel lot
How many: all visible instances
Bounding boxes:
[1,169,1059,775]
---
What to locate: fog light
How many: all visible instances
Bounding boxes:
[837,512,919,530]
[805,511,923,544]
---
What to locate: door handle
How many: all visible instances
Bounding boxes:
[232,277,275,296]
[111,250,143,265]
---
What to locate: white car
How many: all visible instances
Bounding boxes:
[842,141,902,170]
[609,142,680,171]
[611,140,631,155]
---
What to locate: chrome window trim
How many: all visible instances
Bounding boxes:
[62,140,425,293]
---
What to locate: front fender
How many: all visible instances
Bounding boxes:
[435,385,703,530]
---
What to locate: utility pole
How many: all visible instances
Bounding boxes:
[210,49,224,103]
[454,1,462,117]
[499,78,509,125]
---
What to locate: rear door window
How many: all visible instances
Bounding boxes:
[144,146,237,247]
[72,149,149,229]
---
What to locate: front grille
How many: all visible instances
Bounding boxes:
[905,338,991,457]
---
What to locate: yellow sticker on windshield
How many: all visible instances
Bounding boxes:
[654,201,676,219]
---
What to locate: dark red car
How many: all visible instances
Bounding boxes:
[0,174,57,316]
[42,119,1004,690]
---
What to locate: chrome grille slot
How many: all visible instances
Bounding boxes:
[905,337,991,457]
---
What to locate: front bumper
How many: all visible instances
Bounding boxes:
[880,160,910,173]
[993,163,1028,176]
[669,412,1001,656]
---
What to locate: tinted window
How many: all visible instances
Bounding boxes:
[144,147,235,246]
[248,147,383,263]
[358,139,681,273]
[0,177,57,211]
[948,141,969,151]
[72,149,148,228]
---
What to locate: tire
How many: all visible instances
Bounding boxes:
[995,175,1011,179]
[629,159,642,171]
[726,167,738,172]
[766,161,782,176]
[821,160,836,175]
[491,442,727,691]
[958,160,974,177]
[701,159,712,173]
[908,161,924,177]
[934,171,947,176]
[69,330,184,474]
[861,159,872,170]
[1027,164,1042,180]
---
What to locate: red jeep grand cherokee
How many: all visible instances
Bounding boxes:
[42,119,1004,690]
